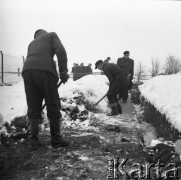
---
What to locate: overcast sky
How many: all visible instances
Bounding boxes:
[0,0,181,72]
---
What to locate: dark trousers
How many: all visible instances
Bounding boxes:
[107,76,126,104]
[119,85,128,101]
[22,70,61,119]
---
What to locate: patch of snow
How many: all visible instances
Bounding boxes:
[78,155,90,161]
[150,139,162,147]
[2,74,22,84]
[0,126,7,136]
[96,113,135,126]
[78,104,86,112]
[0,81,27,125]
[139,122,157,147]
[56,177,63,180]
[150,139,175,147]
[66,103,77,111]
[71,132,93,137]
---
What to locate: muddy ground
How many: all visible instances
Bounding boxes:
[0,101,180,180]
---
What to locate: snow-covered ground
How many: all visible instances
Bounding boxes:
[0,74,109,128]
[2,72,181,153]
[2,72,181,135]
[0,79,27,126]
[0,74,22,86]
[139,73,181,132]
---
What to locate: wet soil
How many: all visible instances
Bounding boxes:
[0,102,180,180]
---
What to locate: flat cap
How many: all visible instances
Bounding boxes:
[95,60,103,69]
[123,51,130,55]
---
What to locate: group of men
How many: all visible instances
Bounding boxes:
[22,29,134,150]
[71,63,92,81]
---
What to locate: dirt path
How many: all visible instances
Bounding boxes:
[0,101,157,180]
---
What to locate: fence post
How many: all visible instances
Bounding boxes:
[0,51,3,83]
[22,56,25,64]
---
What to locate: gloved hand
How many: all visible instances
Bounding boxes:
[60,73,69,84]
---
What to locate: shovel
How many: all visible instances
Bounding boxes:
[94,93,107,107]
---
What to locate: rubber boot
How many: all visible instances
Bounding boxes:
[29,118,41,150]
[117,103,122,114]
[50,118,69,148]
[108,103,118,116]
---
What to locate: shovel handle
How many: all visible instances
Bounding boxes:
[42,80,63,110]
[57,80,63,88]
[94,94,107,106]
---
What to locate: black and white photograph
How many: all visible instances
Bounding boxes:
[0,0,181,179]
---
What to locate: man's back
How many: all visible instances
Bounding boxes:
[103,63,125,76]
[23,32,67,78]
[22,29,69,149]
[103,63,126,85]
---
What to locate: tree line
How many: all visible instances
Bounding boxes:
[135,55,181,83]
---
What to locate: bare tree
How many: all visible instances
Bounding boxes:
[150,57,160,77]
[135,61,146,83]
[163,55,181,75]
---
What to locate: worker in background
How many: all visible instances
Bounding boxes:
[117,51,134,103]
[95,60,126,116]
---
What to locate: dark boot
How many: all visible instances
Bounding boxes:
[29,118,41,150]
[50,118,69,148]
[108,103,118,116]
[117,103,122,114]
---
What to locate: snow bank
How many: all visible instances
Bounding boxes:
[0,74,109,127]
[58,75,109,112]
[139,73,181,131]
[0,81,27,125]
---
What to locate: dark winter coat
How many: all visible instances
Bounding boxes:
[22,32,68,79]
[117,57,134,80]
[102,63,126,86]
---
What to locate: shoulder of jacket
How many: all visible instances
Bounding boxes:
[118,57,124,61]
[29,40,34,45]
[129,58,134,62]
[103,63,109,70]
[49,32,58,37]
[107,62,115,66]
[106,63,116,69]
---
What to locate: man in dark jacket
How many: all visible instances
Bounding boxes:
[95,60,126,115]
[117,51,134,102]
[22,29,69,149]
